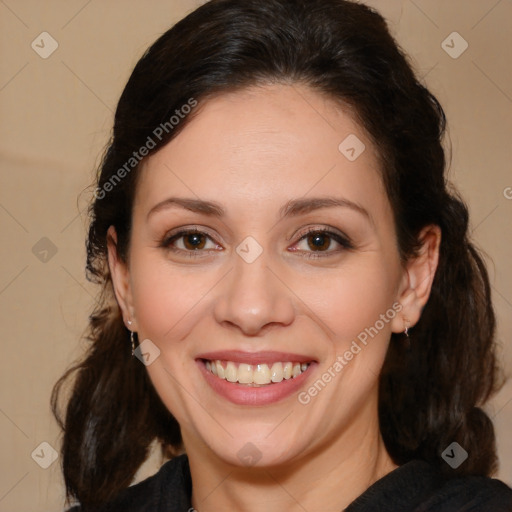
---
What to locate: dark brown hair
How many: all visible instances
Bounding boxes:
[52,0,504,508]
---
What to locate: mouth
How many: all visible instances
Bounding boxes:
[196,351,316,405]
[203,359,310,386]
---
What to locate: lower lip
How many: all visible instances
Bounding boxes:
[197,360,315,406]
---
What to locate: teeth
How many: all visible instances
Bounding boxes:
[225,361,237,383]
[205,359,310,385]
[254,364,271,384]
[238,363,253,384]
[270,362,283,383]
[216,361,225,379]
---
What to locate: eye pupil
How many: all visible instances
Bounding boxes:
[184,233,206,250]
[308,233,330,251]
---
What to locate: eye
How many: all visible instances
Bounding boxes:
[161,228,222,255]
[290,227,353,258]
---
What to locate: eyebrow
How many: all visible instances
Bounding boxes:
[147,197,224,220]
[278,197,372,224]
[147,196,372,224]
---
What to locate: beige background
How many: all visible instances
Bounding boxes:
[0,0,511,510]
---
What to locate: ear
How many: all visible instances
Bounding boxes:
[107,226,137,331]
[391,224,441,333]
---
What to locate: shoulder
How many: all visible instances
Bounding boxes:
[417,472,512,511]
[345,459,512,512]
[67,454,192,512]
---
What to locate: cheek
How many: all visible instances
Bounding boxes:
[129,254,211,342]
[298,257,400,348]
[128,254,214,421]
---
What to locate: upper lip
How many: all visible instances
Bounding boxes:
[196,350,316,365]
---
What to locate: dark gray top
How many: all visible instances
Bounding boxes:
[70,454,512,511]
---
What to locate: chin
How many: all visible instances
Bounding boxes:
[198,422,310,469]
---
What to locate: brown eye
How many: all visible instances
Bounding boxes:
[291,228,353,258]
[162,229,220,254]
[307,232,332,251]
[183,232,207,250]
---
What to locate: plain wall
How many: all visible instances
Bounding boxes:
[0,1,511,510]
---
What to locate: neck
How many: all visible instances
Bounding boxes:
[186,398,398,512]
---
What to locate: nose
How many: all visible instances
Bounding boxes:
[213,250,295,336]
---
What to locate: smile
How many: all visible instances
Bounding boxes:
[204,360,310,386]
[196,351,316,405]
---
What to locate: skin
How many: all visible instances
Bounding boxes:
[108,83,441,511]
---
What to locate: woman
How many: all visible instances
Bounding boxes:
[52,0,512,510]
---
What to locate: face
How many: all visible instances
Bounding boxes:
[109,83,432,469]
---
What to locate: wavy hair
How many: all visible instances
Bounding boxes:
[52,0,504,508]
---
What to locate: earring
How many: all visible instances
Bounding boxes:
[130,330,136,356]
[402,320,411,350]
[403,318,410,337]
[126,320,136,356]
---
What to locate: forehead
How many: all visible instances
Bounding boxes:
[136,83,390,223]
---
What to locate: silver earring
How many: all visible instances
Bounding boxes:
[130,330,136,356]
[402,322,411,350]
[403,318,410,337]
[126,320,136,355]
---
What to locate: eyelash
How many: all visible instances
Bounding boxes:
[160,227,220,258]
[160,226,354,259]
[293,227,354,259]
